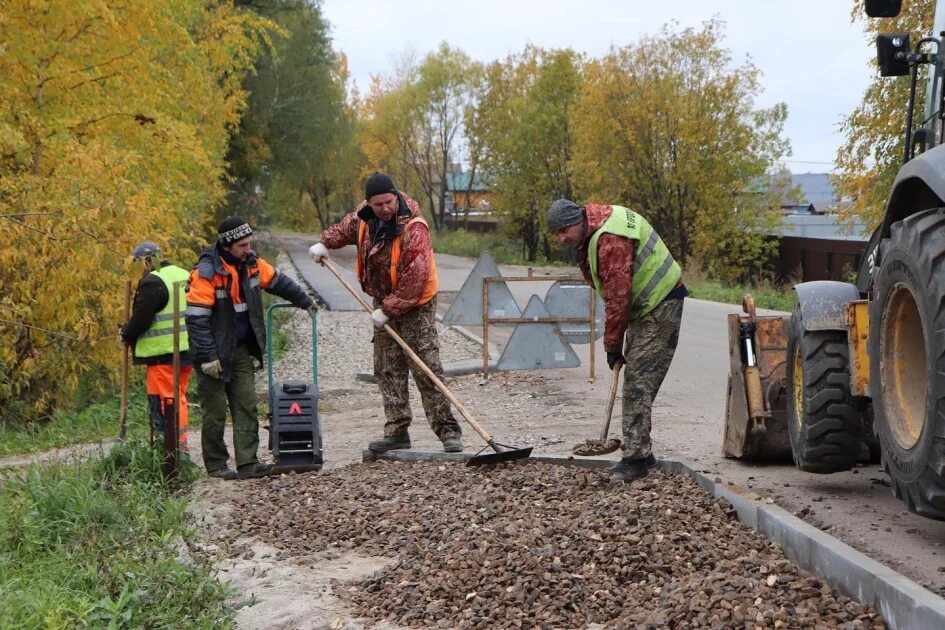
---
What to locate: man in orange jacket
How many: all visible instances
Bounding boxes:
[310,173,462,453]
[186,217,314,480]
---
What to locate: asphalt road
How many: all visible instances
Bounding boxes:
[273,231,945,597]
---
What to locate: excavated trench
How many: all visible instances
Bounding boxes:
[225,461,885,629]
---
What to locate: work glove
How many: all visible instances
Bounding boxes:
[606,351,626,371]
[309,242,329,263]
[371,308,389,329]
[201,359,223,379]
[303,299,317,315]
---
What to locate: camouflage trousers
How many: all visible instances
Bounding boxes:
[373,296,462,440]
[621,297,685,459]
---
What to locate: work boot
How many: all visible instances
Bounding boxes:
[441,437,463,453]
[207,467,237,481]
[368,432,411,452]
[609,454,657,483]
[237,462,274,480]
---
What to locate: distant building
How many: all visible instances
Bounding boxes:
[764,173,871,283]
[444,170,497,232]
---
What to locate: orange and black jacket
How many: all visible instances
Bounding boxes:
[184,245,312,380]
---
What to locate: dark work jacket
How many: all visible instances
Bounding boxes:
[185,246,311,381]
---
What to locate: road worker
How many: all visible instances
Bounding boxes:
[309,173,463,454]
[120,242,191,452]
[547,199,688,482]
[186,217,315,480]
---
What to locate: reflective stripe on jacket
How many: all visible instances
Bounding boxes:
[357,216,438,307]
[587,206,681,319]
[135,265,190,358]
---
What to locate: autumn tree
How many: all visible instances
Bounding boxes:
[0,1,272,423]
[834,0,935,230]
[469,47,584,260]
[570,20,789,283]
[359,45,479,230]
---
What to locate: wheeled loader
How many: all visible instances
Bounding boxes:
[724,0,945,520]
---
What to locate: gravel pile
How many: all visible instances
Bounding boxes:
[225,461,885,629]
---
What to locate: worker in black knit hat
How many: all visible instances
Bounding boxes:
[547,198,688,483]
[185,216,316,480]
[309,172,463,454]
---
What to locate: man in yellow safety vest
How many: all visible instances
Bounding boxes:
[120,242,192,451]
[547,199,688,482]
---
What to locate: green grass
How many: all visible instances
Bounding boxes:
[432,228,541,265]
[0,441,233,628]
[683,265,797,312]
[0,390,149,458]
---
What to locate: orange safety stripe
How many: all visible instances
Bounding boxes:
[187,256,275,308]
[357,217,438,305]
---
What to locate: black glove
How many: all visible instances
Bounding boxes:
[606,351,626,371]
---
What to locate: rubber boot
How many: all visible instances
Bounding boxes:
[441,437,463,453]
[368,432,411,452]
[609,453,657,483]
[237,462,274,480]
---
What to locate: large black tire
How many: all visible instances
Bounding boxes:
[869,208,945,520]
[785,306,862,472]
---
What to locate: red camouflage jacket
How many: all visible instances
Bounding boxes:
[319,192,434,318]
[576,204,637,353]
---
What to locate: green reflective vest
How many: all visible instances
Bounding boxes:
[587,206,681,319]
[135,265,190,358]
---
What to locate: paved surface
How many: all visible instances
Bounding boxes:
[273,230,945,596]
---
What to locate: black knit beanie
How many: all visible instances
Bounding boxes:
[364,172,397,199]
[217,216,253,245]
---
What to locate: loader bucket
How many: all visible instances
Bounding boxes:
[722,308,793,461]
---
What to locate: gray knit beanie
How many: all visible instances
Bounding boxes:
[546,198,584,232]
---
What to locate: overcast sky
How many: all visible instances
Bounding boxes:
[322,1,880,173]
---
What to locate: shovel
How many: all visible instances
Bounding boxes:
[573,363,623,456]
[319,258,532,467]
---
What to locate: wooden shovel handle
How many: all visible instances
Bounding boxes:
[119,277,132,440]
[600,363,622,441]
[320,259,495,443]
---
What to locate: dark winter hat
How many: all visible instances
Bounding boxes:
[364,172,397,199]
[131,241,161,260]
[217,216,253,245]
[546,198,584,232]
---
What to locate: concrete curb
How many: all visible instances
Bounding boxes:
[362,449,945,630]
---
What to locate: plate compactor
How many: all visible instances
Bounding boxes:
[265,302,323,474]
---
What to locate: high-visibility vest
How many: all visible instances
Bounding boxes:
[357,217,438,306]
[587,206,681,319]
[135,265,190,357]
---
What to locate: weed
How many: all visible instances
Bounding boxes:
[0,441,232,628]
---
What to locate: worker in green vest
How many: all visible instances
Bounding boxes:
[120,242,192,452]
[547,199,688,482]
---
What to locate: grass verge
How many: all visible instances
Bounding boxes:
[0,390,149,458]
[683,266,797,312]
[0,441,232,628]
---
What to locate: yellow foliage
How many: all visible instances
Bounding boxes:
[0,1,272,422]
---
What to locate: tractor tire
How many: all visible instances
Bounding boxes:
[785,306,862,473]
[869,208,945,520]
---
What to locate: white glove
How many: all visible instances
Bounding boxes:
[309,243,329,263]
[201,359,222,379]
[371,308,389,329]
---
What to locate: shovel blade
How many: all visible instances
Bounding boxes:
[572,438,622,456]
[466,446,533,467]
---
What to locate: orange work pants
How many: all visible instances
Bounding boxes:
[146,364,192,452]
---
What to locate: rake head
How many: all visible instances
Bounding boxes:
[466,445,533,467]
